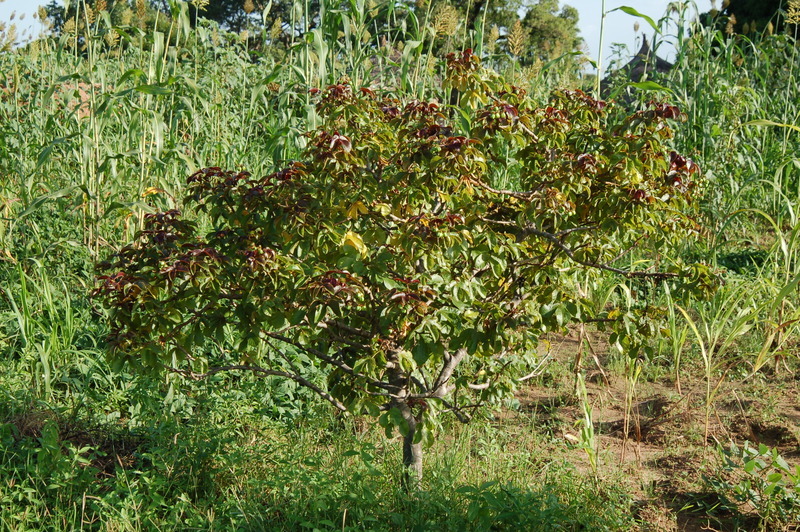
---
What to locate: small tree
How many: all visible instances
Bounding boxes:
[95,50,713,486]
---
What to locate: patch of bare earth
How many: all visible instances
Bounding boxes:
[512,327,800,531]
[6,405,144,477]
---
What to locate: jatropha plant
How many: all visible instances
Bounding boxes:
[95,50,715,486]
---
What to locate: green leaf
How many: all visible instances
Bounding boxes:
[744,119,800,133]
[364,401,381,417]
[541,51,585,72]
[412,343,432,367]
[117,68,146,85]
[767,472,784,483]
[18,186,80,218]
[388,407,410,437]
[608,6,660,35]
[134,84,172,96]
[627,81,673,93]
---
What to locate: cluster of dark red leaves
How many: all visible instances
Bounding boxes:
[415,123,453,139]
[669,151,699,175]
[441,136,478,153]
[575,153,598,173]
[381,104,401,119]
[238,246,276,271]
[321,83,352,103]
[564,89,608,112]
[138,209,197,247]
[445,48,481,73]
[404,100,443,120]
[187,167,251,188]
[667,151,700,190]
[94,271,138,298]
[651,102,682,120]
[306,270,358,299]
[155,246,223,283]
[540,105,570,127]
[312,130,352,160]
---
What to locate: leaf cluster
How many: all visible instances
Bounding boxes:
[95,51,714,441]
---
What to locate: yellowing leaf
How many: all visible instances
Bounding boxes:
[346,200,369,219]
[343,230,368,257]
[142,187,166,197]
[628,167,642,185]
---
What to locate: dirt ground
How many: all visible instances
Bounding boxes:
[507,328,800,531]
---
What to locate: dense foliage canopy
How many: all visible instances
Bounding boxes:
[95,50,713,480]
[700,0,789,34]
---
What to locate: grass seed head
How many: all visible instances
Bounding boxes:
[64,17,76,36]
[136,0,147,27]
[486,24,499,54]
[433,4,458,37]
[270,18,282,41]
[508,20,528,58]
[725,13,737,35]
[104,29,120,47]
[121,8,133,25]
[788,0,800,25]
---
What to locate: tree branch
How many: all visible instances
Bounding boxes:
[481,217,677,279]
[163,364,348,412]
[524,225,676,278]
[261,330,398,392]
[431,348,468,397]
[322,320,373,339]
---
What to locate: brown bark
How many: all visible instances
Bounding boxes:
[400,403,423,489]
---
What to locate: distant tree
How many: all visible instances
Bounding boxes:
[184,0,274,33]
[419,0,583,68]
[699,0,787,34]
[463,0,524,34]
[520,0,582,64]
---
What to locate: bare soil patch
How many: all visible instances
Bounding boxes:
[512,327,800,531]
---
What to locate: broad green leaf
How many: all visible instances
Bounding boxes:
[628,81,673,93]
[117,68,146,85]
[608,6,660,34]
[18,186,80,218]
[388,407,410,437]
[133,84,172,96]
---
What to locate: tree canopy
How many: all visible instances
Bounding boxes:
[520,0,582,64]
[700,0,788,34]
[95,50,715,483]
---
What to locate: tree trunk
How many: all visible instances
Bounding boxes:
[400,403,423,490]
